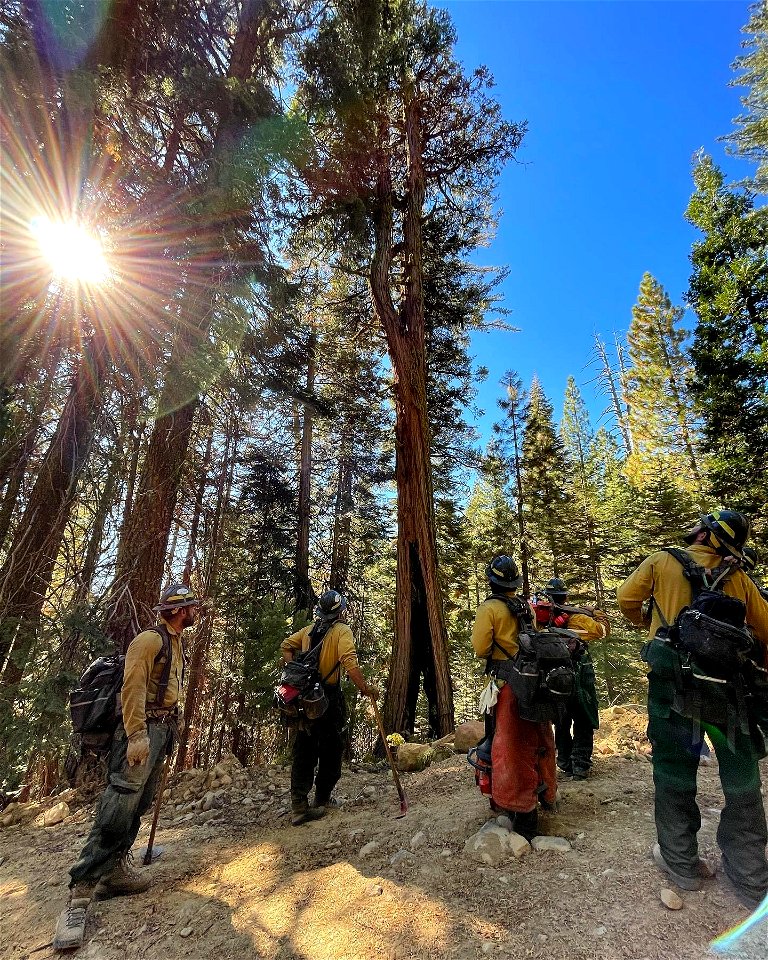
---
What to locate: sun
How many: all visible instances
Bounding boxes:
[29,216,110,285]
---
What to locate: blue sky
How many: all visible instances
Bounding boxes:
[435,0,754,440]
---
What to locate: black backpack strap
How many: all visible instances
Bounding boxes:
[301,623,341,686]
[484,594,530,666]
[149,624,174,707]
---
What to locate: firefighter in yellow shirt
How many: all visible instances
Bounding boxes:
[281,590,378,825]
[532,578,608,780]
[55,583,199,951]
[618,510,768,910]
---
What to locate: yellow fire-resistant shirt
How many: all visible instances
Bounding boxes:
[617,543,768,666]
[121,619,183,738]
[281,621,358,684]
[472,593,531,661]
[567,609,609,643]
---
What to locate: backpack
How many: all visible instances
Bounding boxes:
[641,548,762,748]
[69,625,173,750]
[486,594,576,723]
[274,622,340,725]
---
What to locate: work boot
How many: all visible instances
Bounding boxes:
[572,768,589,781]
[512,809,538,842]
[99,853,152,896]
[651,843,702,891]
[292,801,327,826]
[53,883,94,951]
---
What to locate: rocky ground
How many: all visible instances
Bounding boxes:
[1,705,766,960]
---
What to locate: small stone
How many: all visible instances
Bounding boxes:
[367,884,384,896]
[363,786,377,797]
[359,841,380,859]
[390,849,415,866]
[532,836,571,853]
[202,792,215,812]
[592,926,607,937]
[576,832,585,840]
[410,831,427,851]
[440,848,452,858]
[660,888,683,910]
[179,927,193,938]
[495,815,513,831]
[481,944,495,955]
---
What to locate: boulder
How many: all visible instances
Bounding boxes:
[359,841,380,859]
[454,720,485,754]
[430,743,455,762]
[42,802,70,827]
[395,743,434,772]
[463,825,530,865]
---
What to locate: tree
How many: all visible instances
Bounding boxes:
[685,154,768,518]
[298,0,522,736]
[623,273,703,499]
[725,1,768,193]
[494,371,530,595]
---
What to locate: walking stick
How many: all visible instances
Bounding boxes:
[142,755,170,866]
[369,694,408,818]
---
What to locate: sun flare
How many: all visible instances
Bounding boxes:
[29,216,110,285]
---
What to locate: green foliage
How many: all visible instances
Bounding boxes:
[685,155,768,518]
[725,1,768,193]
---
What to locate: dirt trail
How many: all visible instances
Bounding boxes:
[2,711,767,960]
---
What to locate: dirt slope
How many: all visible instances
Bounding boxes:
[2,714,766,960]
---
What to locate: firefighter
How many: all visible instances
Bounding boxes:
[281,590,378,825]
[54,583,199,951]
[471,555,557,841]
[533,578,608,780]
[618,510,768,909]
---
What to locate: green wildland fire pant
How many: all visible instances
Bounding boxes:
[647,673,768,905]
[69,723,173,888]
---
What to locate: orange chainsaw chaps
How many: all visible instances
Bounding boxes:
[490,682,557,812]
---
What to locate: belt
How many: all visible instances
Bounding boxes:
[146,706,178,723]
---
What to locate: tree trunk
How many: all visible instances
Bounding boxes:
[182,423,214,585]
[595,335,633,456]
[329,452,353,592]
[295,330,315,613]
[0,331,111,695]
[176,427,238,770]
[105,0,267,652]
[371,97,454,738]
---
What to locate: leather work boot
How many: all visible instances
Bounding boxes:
[292,802,327,826]
[99,854,152,896]
[53,883,95,951]
[512,809,538,842]
[651,843,703,891]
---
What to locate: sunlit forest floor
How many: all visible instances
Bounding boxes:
[2,711,767,960]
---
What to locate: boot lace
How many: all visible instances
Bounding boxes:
[66,898,88,930]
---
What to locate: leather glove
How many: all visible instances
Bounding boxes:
[553,612,569,628]
[127,732,150,767]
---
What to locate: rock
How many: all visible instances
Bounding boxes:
[431,743,455,762]
[179,927,193,938]
[431,733,455,748]
[390,849,415,866]
[592,926,607,937]
[202,791,215,811]
[395,743,434,772]
[495,815,514,832]
[363,786,377,797]
[367,884,384,896]
[463,825,530,865]
[43,802,70,827]
[660,888,683,910]
[532,836,572,853]
[359,841,380,859]
[410,831,427,851]
[453,720,485,754]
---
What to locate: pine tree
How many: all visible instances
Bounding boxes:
[685,154,768,519]
[725,1,768,193]
[623,273,703,499]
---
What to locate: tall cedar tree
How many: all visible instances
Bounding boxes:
[685,155,768,522]
[298,0,521,735]
[623,273,703,499]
